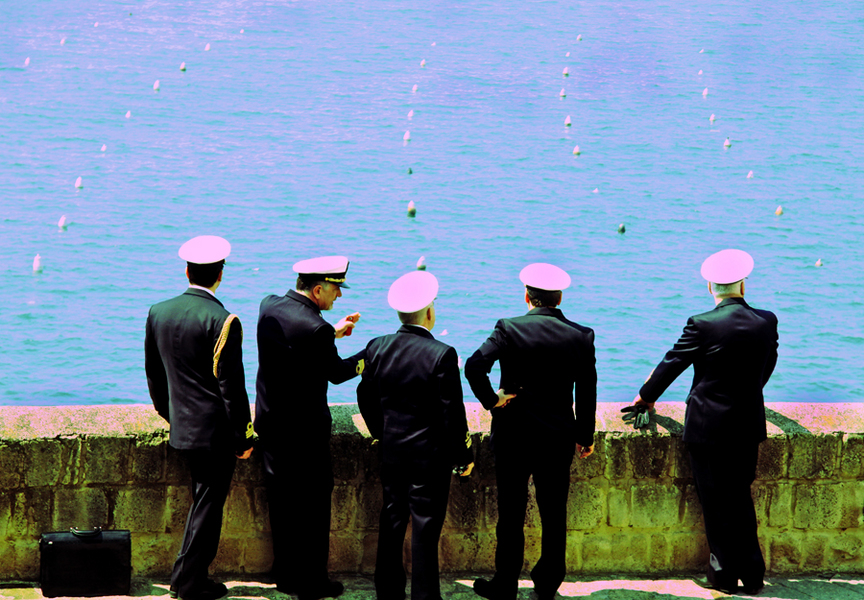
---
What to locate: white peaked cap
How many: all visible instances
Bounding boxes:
[519,263,571,291]
[178,235,231,264]
[700,249,754,284]
[293,255,351,287]
[388,271,439,313]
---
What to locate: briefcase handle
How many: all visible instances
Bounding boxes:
[70,527,103,538]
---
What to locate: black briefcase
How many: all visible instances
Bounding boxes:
[40,527,132,598]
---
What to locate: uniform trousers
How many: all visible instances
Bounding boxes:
[688,442,765,589]
[375,460,452,600]
[171,447,237,599]
[261,439,334,592]
[492,443,575,596]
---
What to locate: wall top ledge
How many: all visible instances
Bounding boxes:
[1,402,861,441]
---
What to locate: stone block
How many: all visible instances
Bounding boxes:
[240,532,273,574]
[80,436,130,485]
[331,484,357,531]
[679,483,703,528]
[607,487,630,528]
[564,531,584,571]
[361,532,378,573]
[328,532,361,572]
[630,435,672,479]
[649,532,669,571]
[802,532,830,571]
[603,434,630,479]
[523,532,542,570]
[483,485,499,530]
[567,482,604,530]
[793,483,857,529]
[768,483,793,528]
[0,442,24,490]
[829,530,864,567]
[768,531,801,572]
[751,483,770,527]
[440,532,495,572]
[571,434,603,479]
[165,485,191,534]
[114,487,166,533]
[234,453,264,485]
[444,478,483,531]
[11,489,53,537]
[253,486,270,532]
[357,483,383,529]
[668,532,709,570]
[53,487,109,530]
[331,435,361,482]
[131,532,177,576]
[131,434,166,483]
[788,434,840,479]
[2,539,40,580]
[473,434,496,485]
[23,438,79,487]
[212,535,245,573]
[840,434,864,479]
[756,436,788,480]
[224,486,255,533]
[165,445,191,483]
[631,484,680,528]
[670,438,692,479]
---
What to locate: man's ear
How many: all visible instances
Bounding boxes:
[707,282,713,295]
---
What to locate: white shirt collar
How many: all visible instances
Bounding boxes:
[405,323,430,332]
[188,284,217,298]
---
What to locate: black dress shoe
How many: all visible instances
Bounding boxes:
[533,584,557,600]
[740,583,765,596]
[693,577,738,594]
[298,580,344,600]
[473,578,514,600]
[179,581,228,600]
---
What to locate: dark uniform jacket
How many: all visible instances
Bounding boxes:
[357,325,472,468]
[255,289,365,444]
[639,297,779,445]
[145,287,254,453]
[465,306,597,450]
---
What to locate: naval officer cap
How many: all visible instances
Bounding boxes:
[700,249,754,284]
[178,235,231,265]
[293,255,351,288]
[519,263,572,291]
[388,271,438,313]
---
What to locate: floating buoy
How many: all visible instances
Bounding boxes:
[702,87,708,97]
[577,34,583,41]
[412,84,418,93]
[775,205,783,216]
[153,79,160,91]
[431,42,436,46]
[416,256,426,270]
[101,144,106,152]
[699,48,704,53]
[240,29,244,33]
[407,201,416,217]
[724,137,731,148]
[24,57,30,67]
[563,66,569,77]
[407,167,413,174]
[559,88,566,98]
[566,52,570,57]
[58,215,67,231]
[180,62,186,71]
[572,145,580,155]
[440,329,448,336]
[61,38,66,45]
[125,110,131,118]
[94,22,99,27]
[618,223,626,234]
[565,115,571,127]
[403,130,411,141]
[407,109,414,119]
[698,69,703,75]
[75,176,83,189]
[420,59,426,67]
[709,113,715,122]
[33,254,43,274]
[205,43,211,51]
[593,188,599,193]
[747,170,753,179]
[815,258,823,267]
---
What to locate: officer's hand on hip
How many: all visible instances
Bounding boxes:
[237,447,253,460]
[335,312,361,338]
[577,444,594,459]
[494,389,516,408]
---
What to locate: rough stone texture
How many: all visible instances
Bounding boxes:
[0,402,862,581]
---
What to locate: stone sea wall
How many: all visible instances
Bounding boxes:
[1,403,862,580]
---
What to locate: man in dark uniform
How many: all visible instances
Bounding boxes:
[465,263,597,600]
[629,249,778,596]
[145,235,254,600]
[255,255,366,600]
[357,271,474,600]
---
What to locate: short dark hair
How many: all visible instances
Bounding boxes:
[187,261,224,288]
[296,276,330,293]
[526,286,562,308]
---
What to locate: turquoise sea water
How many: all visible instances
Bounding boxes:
[1,1,862,406]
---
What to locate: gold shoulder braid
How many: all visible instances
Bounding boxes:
[213,314,240,377]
